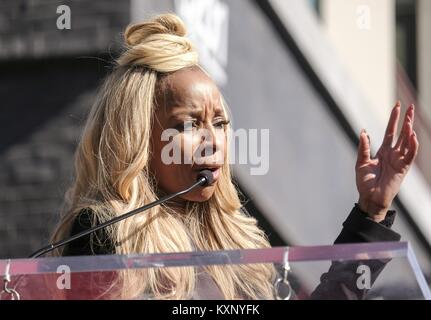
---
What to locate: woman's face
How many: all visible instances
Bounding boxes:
[150,67,228,202]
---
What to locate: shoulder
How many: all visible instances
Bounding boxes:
[62,208,114,256]
[71,208,94,233]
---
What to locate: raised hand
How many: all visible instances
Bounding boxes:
[355,102,419,222]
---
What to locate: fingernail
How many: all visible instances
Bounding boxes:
[396,101,401,107]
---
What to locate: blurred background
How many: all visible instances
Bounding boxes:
[0,0,430,297]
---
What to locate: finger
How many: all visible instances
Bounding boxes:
[404,131,419,165]
[401,122,413,155]
[409,103,415,126]
[395,104,414,150]
[382,101,401,147]
[356,129,371,167]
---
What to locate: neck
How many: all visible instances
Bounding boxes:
[166,197,187,213]
[156,187,188,213]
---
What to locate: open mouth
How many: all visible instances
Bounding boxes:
[194,165,221,172]
[194,166,221,182]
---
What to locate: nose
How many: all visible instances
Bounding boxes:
[198,124,220,158]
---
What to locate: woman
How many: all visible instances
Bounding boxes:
[50,14,419,300]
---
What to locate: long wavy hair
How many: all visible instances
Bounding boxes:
[50,13,275,299]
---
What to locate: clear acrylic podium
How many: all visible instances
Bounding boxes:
[1,241,430,300]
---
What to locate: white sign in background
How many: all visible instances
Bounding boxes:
[174,0,229,86]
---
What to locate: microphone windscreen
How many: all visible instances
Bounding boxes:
[197,169,214,186]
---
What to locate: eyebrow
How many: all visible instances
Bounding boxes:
[169,106,225,119]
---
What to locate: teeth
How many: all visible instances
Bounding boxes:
[199,167,218,171]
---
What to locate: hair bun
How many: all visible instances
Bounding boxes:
[117,14,198,71]
[124,14,187,47]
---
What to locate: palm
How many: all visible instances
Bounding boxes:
[355,102,419,218]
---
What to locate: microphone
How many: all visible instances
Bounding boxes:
[29,170,214,258]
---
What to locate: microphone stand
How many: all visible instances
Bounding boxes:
[29,172,212,258]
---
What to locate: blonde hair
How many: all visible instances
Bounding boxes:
[50,13,275,299]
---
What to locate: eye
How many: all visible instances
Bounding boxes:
[175,119,198,131]
[213,119,230,129]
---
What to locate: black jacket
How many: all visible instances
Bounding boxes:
[63,204,401,299]
[310,204,400,299]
